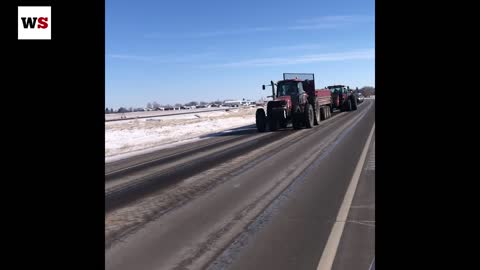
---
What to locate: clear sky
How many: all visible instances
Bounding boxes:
[106,0,375,109]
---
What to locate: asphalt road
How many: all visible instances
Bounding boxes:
[105,100,375,270]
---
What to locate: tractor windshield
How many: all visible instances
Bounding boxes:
[328,86,343,94]
[277,81,299,97]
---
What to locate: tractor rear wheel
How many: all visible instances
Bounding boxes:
[314,106,320,125]
[269,116,278,131]
[292,115,301,130]
[347,99,352,111]
[352,97,358,110]
[305,104,314,128]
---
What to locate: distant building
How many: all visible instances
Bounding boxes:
[223,100,242,107]
[241,99,254,106]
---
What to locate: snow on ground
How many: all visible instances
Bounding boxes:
[105,107,229,121]
[105,108,257,162]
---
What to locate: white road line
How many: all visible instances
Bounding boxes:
[316,122,375,270]
[368,257,375,270]
[366,141,375,171]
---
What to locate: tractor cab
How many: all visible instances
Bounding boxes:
[256,73,334,132]
[328,85,347,102]
[327,85,357,112]
[276,80,305,98]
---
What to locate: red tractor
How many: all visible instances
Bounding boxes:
[327,85,358,112]
[256,73,332,132]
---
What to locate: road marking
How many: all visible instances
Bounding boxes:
[369,257,375,270]
[350,204,375,209]
[366,141,375,171]
[345,220,375,228]
[316,122,375,270]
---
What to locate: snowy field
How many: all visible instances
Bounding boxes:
[105,108,257,162]
[105,107,232,121]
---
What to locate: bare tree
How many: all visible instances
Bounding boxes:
[118,107,128,113]
[360,86,375,97]
[146,102,153,109]
[186,101,198,106]
[152,101,160,109]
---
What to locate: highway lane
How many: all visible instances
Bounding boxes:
[105,126,297,213]
[105,100,375,270]
[106,106,347,212]
[331,133,375,270]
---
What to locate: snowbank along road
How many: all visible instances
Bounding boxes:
[105,108,257,159]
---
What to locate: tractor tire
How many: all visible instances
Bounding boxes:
[305,104,314,128]
[269,116,278,131]
[292,115,301,130]
[340,101,346,112]
[314,105,320,125]
[352,97,358,110]
[279,109,288,128]
[255,109,267,132]
[347,99,352,111]
[293,122,301,129]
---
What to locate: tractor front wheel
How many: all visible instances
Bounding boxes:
[255,109,267,132]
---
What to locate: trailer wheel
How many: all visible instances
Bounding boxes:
[255,109,267,132]
[305,104,314,128]
[314,106,321,125]
[320,106,326,120]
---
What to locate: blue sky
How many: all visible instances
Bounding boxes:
[106,0,375,109]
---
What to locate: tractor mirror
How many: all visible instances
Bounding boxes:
[262,85,266,90]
